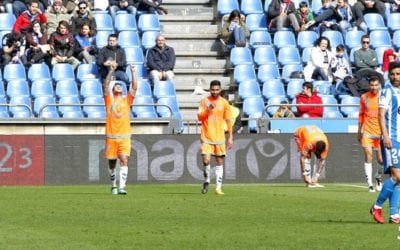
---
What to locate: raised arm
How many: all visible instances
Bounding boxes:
[103,65,115,96]
[128,64,137,97]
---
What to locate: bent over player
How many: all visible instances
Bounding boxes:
[198,80,233,195]
[103,64,137,195]
[294,125,329,188]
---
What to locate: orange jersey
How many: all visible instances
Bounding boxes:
[105,94,134,138]
[294,125,329,158]
[358,92,381,138]
[198,96,232,144]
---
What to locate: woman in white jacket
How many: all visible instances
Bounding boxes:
[304,36,335,82]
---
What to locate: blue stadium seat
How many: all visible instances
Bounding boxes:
[273,31,296,50]
[127,63,148,80]
[138,14,160,33]
[238,80,261,100]
[0,80,4,97]
[278,47,301,66]
[136,79,152,97]
[363,13,388,31]
[6,80,30,98]
[266,96,289,116]
[76,64,99,83]
[233,64,257,85]
[388,13,400,33]
[52,63,75,82]
[375,46,393,66]
[132,96,157,117]
[217,0,239,16]
[118,31,141,48]
[345,30,365,51]
[262,79,286,100]
[264,0,272,11]
[95,30,113,49]
[240,0,264,15]
[394,31,400,50]
[245,14,268,32]
[321,30,344,50]
[254,47,277,66]
[83,96,106,118]
[311,0,323,15]
[242,96,265,117]
[114,13,137,32]
[93,13,114,31]
[153,80,176,100]
[156,97,180,118]
[257,64,280,82]
[58,96,83,118]
[31,80,54,98]
[141,31,160,50]
[33,96,59,118]
[313,80,331,95]
[28,63,51,82]
[290,0,303,8]
[286,79,305,100]
[80,79,103,98]
[55,80,79,98]
[323,110,344,118]
[249,31,272,50]
[9,96,32,118]
[301,47,312,65]
[0,13,16,31]
[230,47,253,66]
[281,64,303,80]
[340,96,360,117]
[369,30,392,49]
[321,95,339,112]
[0,96,9,118]
[297,31,318,50]
[3,64,26,82]
[124,46,145,64]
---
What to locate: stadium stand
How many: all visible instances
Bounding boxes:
[245,13,268,32]
[273,31,297,49]
[131,96,157,118]
[297,31,318,50]
[240,0,264,15]
[55,80,80,99]
[233,64,257,85]
[28,64,51,82]
[52,63,75,82]
[114,13,137,32]
[31,80,54,99]
[262,79,286,100]
[217,0,239,16]
[138,14,161,33]
[363,13,388,32]
[238,79,261,100]
[369,30,392,49]
[249,31,272,50]
[118,31,141,48]
[388,13,400,33]
[257,64,280,82]
[254,46,277,66]
[230,47,253,66]
[33,96,59,118]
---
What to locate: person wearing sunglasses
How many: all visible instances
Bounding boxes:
[70,1,97,35]
[354,35,379,73]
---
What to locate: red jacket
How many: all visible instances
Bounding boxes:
[13,11,47,34]
[295,92,324,117]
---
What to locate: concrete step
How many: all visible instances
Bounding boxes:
[164,0,211,4]
[158,7,214,21]
[167,39,223,52]
[174,58,227,69]
[161,24,218,37]
[174,68,227,74]
[180,109,200,121]
[173,75,231,90]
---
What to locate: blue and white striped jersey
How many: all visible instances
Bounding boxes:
[379,84,400,141]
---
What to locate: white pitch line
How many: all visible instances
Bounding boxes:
[332,184,368,189]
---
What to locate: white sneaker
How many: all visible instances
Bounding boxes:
[369,186,376,193]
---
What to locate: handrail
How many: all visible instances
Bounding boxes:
[264,103,359,117]
[0,103,33,117]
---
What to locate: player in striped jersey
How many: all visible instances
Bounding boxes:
[371,62,400,224]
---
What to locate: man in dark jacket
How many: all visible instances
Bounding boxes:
[135,0,168,15]
[146,35,175,84]
[97,33,129,85]
[295,81,324,117]
[267,0,300,32]
[70,1,97,35]
[109,0,137,21]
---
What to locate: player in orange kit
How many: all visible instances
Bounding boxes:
[358,76,383,192]
[294,125,329,187]
[103,64,137,195]
[198,80,233,195]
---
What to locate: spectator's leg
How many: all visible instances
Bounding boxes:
[2,54,11,66]
[109,5,120,21]
[165,70,174,81]
[233,27,246,46]
[126,6,137,16]
[374,0,387,24]
[352,2,366,28]
[276,15,285,31]
[288,13,300,32]
[150,69,161,84]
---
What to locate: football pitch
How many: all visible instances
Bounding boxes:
[1,184,399,249]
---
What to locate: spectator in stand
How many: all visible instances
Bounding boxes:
[221,10,250,48]
[62,0,81,14]
[13,0,47,35]
[109,0,136,21]
[273,100,296,118]
[304,36,335,82]
[331,44,351,83]
[45,0,71,35]
[353,0,387,26]
[12,0,45,18]
[49,20,81,70]
[25,20,50,65]
[70,1,97,35]
[135,0,168,15]
[146,35,176,84]
[1,32,28,68]
[305,0,341,35]
[382,49,399,77]
[354,35,379,74]
[296,1,315,31]
[295,81,324,118]
[74,22,96,64]
[267,0,300,33]
[96,33,129,85]
[336,0,356,36]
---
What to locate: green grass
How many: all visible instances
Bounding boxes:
[0,184,399,249]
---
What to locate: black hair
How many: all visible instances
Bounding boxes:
[302,81,313,90]
[315,36,331,50]
[336,44,345,52]
[228,10,241,22]
[210,80,221,88]
[108,33,118,40]
[299,1,308,7]
[369,75,381,84]
[389,62,400,73]
[315,141,326,159]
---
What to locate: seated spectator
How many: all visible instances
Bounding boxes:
[74,22,96,64]
[353,0,387,28]
[25,20,50,65]
[96,33,129,84]
[336,0,355,37]
[354,35,380,75]
[12,0,45,17]
[13,0,47,34]
[49,20,81,70]
[62,0,83,14]
[382,49,399,73]
[221,10,250,48]
[304,36,335,82]
[331,44,351,83]
[267,0,300,33]
[70,1,97,35]
[1,32,28,68]
[146,35,176,84]
[273,100,296,118]
[45,0,71,35]
[109,0,137,21]
[295,81,324,118]
[306,0,341,35]
[296,1,315,31]
[135,0,168,15]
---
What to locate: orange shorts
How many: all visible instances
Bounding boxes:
[361,135,381,150]
[105,138,131,159]
[201,143,226,156]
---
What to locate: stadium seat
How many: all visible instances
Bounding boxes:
[217,0,239,16]
[245,14,268,32]
[240,0,264,15]
[321,95,339,112]
[33,96,59,118]
[238,80,261,100]
[278,47,301,66]
[233,64,257,85]
[0,13,16,31]
[9,96,32,118]
[131,96,157,117]
[340,96,360,117]
[262,79,286,100]
[393,31,400,50]
[369,30,392,49]
[281,64,303,80]
[76,64,99,83]
[124,46,145,64]
[249,31,272,50]
[264,0,272,11]
[31,80,54,98]
[52,63,75,82]
[266,96,289,116]
[257,64,280,82]
[313,80,331,96]
[230,47,253,66]
[388,13,400,33]
[6,80,30,98]
[254,47,277,66]
[323,110,344,118]
[375,46,393,66]
[80,79,103,98]
[127,63,148,80]
[95,30,113,49]
[58,96,83,117]
[118,31,141,48]
[311,0,323,15]
[55,79,79,98]
[242,96,265,117]
[27,63,51,82]
[93,13,114,31]
[138,14,160,33]
[156,97,180,118]
[297,31,318,50]
[273,31,296,50]
[290,0,303,8]
[114,13,137,32]
[136,79,152,97]
[82,96,106,117]
[363,13,388,31]
[0,96,9,118]
[153,80,176,100]
[344,30,365,51]
[0,80,4,97]
[141,31,160,50]
[286,79,305,100]
[3,64,26,82]
[301,47,312,65]
[321,30,344,50]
